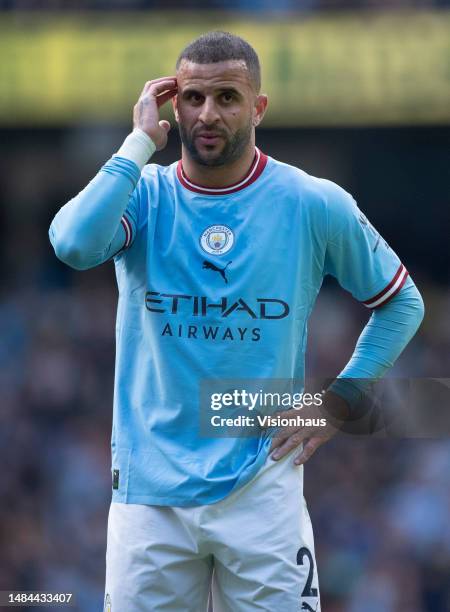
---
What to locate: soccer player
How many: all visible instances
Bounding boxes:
[49,31,424,612]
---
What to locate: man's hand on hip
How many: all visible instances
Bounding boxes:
[269,391,350,466]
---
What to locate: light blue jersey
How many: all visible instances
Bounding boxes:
[49,147,420,506]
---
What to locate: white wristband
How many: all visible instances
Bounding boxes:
[115,128,156,170]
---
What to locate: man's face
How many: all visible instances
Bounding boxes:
[173,59,266,167]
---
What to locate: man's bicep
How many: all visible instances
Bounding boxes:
[324,187,407,309]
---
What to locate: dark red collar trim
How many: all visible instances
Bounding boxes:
[176,148,268,196]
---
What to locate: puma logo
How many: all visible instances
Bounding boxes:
[301,603,318,611]
[203,260,232,284]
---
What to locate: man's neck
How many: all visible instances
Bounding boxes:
[180,143,256,188]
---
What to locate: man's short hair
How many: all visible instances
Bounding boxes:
[176,31,261,92]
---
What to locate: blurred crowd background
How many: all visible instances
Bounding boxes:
[0,2,449,612]
[1,0,450,11]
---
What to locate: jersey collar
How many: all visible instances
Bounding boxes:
[176,148,268,196]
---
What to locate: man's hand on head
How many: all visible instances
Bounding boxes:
[269,391,350,466]
[133,77,178,150]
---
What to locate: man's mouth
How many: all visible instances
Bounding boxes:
[195,132,224,146]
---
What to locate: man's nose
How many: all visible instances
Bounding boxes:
[198,97,220,125]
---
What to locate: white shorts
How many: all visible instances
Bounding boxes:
[104,452,320,611]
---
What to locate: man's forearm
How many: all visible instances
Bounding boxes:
[331,275,425,405]
[48,130,155,270]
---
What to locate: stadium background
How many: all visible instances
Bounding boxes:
[0,1,449,611]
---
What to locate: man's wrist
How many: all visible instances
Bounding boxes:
[322,390,351,422]
[114,128,156,170]
[327,379,364,411]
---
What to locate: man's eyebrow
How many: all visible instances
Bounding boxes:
[216,86,242,96]
[181,86,202,95]
[180,85,242,95]
[215,85,240,91]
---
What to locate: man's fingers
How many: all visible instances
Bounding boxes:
[141,76,177,95]
[155,88,178,108]
[270,424,302,451]
[269,435,289,452]
[294,437,324,466]
[269,412,309,453]
[138,79,177,104]
[271,430,308,460]
[147,79,177,99]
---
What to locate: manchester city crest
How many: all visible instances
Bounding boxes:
[200,224,234,256]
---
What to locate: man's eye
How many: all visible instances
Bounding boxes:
[221,92,234,102]
[187,92,202,103]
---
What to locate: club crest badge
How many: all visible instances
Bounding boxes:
[200,225,234,256]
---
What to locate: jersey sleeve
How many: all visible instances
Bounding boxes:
[323,183,408,308]
[49,155,142,269]
[108,189,139,259]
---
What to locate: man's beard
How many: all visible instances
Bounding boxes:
[178,121,253,167]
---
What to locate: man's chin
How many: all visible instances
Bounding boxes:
[193,145,228,167]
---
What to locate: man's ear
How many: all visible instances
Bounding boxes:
[172,96,179,122]
[252,94,268,127]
